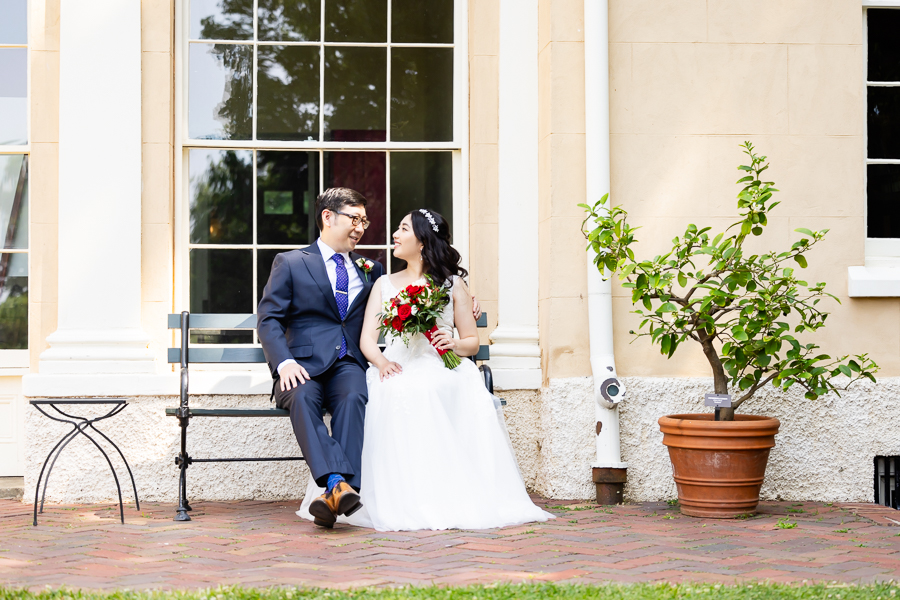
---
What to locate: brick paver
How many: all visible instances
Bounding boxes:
[1,498,898,590]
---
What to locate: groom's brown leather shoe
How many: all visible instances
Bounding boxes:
[308,482,362,528]
[308,492,337,528]
[328,481,363,517]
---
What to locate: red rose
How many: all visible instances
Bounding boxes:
[407,285,424,297]
[398,304,412,320]
[382,318,391,328]
[391,316,403,332]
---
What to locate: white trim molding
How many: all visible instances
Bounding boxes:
[848,265,900,297]
[490,0,541,391]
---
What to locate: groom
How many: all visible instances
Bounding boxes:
[258,187,382,528]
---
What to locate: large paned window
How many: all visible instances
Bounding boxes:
[866,7,900,261]
[0,0,29,362]
[178,0,465,339]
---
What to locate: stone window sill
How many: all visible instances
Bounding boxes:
[848,266,900,297]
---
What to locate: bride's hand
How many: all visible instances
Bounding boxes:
[429,330,456,352]
[379,361,403,381]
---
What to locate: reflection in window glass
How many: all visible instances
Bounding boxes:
[189,44,253,140]
[0,155,27,249]
[190,0,253,40]
[391,48,453,142]
[0,48,27,145]
[324,48,387,142]
[392,0,453,44]
[257,46,320,140]
[0,0,27,44]
[869,88,900,160]
[389,152,452,272]
[190,248,253,313]
[259,0,320,41]
[325,151,386,245]
[868,9,900,83]
[257,150,319,244]
[867,165,900,239]
[189,149,253,244]
[325,0,387,43]
[0,253,26,349]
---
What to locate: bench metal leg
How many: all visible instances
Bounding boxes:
[174,414,192,522]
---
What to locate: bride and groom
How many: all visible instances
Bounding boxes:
[257,187,552,531]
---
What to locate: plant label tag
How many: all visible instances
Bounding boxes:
[704,393,732,408]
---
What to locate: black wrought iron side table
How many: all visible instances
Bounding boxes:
[29,399,140,526]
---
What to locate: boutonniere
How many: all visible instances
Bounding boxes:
[355,257,375,282]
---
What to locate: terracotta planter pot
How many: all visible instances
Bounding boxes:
[658,413,780,518]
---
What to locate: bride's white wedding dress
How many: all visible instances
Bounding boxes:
[297,275,553,531]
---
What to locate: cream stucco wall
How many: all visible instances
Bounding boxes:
[607,1,893,378]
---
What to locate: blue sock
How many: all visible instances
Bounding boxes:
[326,473,345,493]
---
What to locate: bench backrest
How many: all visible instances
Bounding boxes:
[168,312,490,364]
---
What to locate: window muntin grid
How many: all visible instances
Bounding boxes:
[178,0,464,343]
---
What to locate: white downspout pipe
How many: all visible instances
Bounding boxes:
[584,0,627,503]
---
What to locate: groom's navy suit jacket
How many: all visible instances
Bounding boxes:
[257,242,385,379]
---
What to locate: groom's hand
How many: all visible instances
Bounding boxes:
[280,362,311,391]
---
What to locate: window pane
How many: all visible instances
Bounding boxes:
[0,155,27,249]
[324,151,386,246]
[868,9,900,82]
[189,44,253,140]
[325,0,386,43]
[0,48,27,145]
[354,247,387,270]
[868,164,900,238]
[868,87,900,159]
[257,46,320,141]
[392,0,452,44]
[190,249,253,313]
[189,149,253,244]
[391,48,453,142]
[190,0,252,40]
[390,152,452,229]
[0,0,27,44]
[259,0,320,41]
[0,253,26,349]
[324,47,386,142]
[258,248,284,306]
[257,150,320,245]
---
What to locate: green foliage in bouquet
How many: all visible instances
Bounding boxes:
[580,142,878,420]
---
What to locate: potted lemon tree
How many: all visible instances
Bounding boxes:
[581,143,878,518]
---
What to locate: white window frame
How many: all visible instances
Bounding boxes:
[0,5,32,370]
[863,2,900,267]
[173,0,469,322]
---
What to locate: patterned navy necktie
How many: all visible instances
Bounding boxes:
[332,253,348,358]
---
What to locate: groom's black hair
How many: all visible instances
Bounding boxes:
[316,187,367,230]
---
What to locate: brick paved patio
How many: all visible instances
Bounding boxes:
[1,498,899,590]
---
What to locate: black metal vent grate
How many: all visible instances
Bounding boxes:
[875,456,900,509]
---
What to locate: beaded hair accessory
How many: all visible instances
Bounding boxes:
[419,209,439,232]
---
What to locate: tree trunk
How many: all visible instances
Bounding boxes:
[700,337,734,421]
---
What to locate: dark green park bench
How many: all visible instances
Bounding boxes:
[165,311,495,522]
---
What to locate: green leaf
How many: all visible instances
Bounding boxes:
[795,228,814,237]
[793,254,808,268]
[732,326,749,342]
[659,302,678,313]
[642,296,652,311]
[839,364,852,377]
[678,272,687,288]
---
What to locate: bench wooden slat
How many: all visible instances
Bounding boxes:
[168,347,267,364]
[168,314,258,329]
[165,408,290,417]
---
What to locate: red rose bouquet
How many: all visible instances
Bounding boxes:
[377,276,462,369]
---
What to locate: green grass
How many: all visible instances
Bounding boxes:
[2,584,899,600]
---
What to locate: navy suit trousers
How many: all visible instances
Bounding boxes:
[274,357,367,490]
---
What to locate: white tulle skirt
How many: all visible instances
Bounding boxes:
[297,334,554,531]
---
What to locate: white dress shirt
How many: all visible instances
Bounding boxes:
[277,238,365,375]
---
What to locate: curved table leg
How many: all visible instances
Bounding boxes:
[32,423,78,527]
[74,427,126,524]
[39,424,85,514]
[89,422,140,511]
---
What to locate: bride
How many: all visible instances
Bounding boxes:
[298,209,553,531]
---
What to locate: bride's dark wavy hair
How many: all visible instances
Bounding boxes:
[408,209,468,287]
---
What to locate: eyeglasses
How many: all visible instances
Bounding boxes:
[332,210,371,229]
